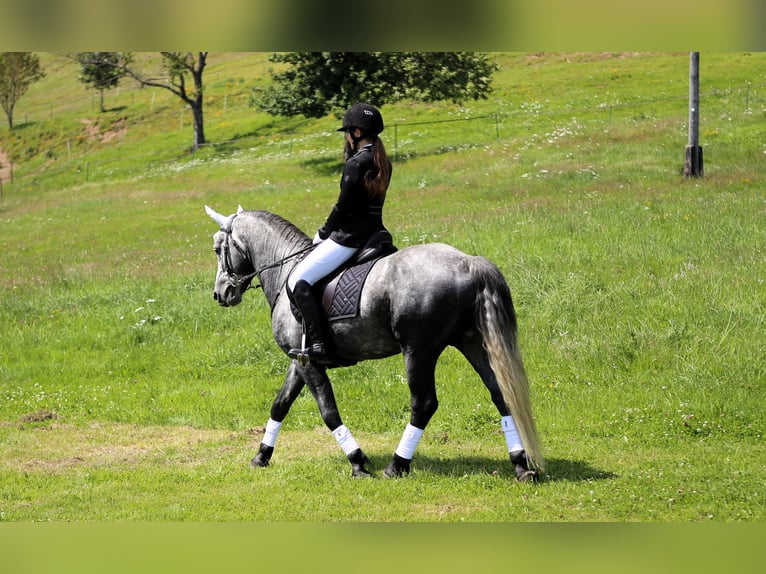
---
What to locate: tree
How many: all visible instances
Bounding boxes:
[76,52,131,113]
[118,52,208,150]
[0,52,45,130]
[254,52,498,118]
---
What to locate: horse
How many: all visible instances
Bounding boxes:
[205,205,544,481]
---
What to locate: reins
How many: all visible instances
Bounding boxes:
[247,244,314,292]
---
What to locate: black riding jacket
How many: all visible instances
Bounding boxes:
[318,144,391,248]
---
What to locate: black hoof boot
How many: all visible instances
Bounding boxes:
[348,449,373,478]
[510,450,539,482]
[251,444,274,468]
[383,453,411,478]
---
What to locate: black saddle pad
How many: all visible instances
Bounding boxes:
[324,258,378,321]
[290,256,383,323]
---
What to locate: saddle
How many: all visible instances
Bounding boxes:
[289,230,397,323]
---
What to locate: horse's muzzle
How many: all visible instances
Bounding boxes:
[213,286,241,307]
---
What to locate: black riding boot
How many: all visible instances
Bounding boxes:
[288,280,334,364]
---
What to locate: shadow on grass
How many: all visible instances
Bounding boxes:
[298,155,341,177]
[365,454,616,483]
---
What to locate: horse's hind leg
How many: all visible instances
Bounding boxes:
[384,350,440,477]
[456,338,538,482]
[251,362,306,468]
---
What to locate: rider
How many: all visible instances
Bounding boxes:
[288,103,393,364]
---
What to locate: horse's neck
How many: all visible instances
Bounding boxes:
[239,212,309,307]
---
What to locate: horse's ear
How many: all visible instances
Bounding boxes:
[205,205,229,228]
[237,205,244,214]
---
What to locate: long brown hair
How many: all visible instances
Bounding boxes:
[364,136,391,200]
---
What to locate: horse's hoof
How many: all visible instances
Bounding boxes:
[251,455,268,468]
[251,444,274,468]
[351,465,374,478]
[383,454,411,478]
[383,465,401,478]
[510,450,540,483]
[251,454,269,468]
[516,469,538,483]
[348,449,373,477]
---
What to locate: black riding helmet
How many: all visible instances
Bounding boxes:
[337,103,384,138]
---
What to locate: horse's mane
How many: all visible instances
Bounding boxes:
[244,210,311,246]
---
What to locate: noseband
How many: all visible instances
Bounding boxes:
[218,215,313,293]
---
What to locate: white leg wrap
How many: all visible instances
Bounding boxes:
[501,415,524,454]
[395,423,424,460]
[332,424,360,456]
[262,418,282,448]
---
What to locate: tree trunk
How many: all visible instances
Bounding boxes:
[120,52,208,150]
[192,100,205,150]
[190,53,207,150]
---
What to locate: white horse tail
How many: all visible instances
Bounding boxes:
[471,256,544,471]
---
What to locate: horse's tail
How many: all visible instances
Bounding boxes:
[470,256,544,471]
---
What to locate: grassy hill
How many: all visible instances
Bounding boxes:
[0,52,765,522]
[4,52,763,193]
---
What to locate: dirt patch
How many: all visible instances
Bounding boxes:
[0,421,248,473]
[80,117,128,144]
[0,144,10,183]
[19,409,58,423]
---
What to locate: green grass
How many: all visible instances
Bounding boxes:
[1,52,765,522]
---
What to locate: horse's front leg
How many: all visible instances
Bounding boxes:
[251,361,306,468]
[384,350,439,478]
[299,362,373,478]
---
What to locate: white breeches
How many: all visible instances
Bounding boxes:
[287,238,357,291]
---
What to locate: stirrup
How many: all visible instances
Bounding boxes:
[288,326,331,366]
[288,348,311,366]
[288,345,331,366]
[288,327,311,366]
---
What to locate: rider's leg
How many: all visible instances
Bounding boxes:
[287,239,356,362]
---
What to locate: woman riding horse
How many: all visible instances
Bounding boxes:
[287,103,393,365]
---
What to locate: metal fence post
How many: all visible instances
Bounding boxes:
[684,52,704,177]
[394,123,398,161]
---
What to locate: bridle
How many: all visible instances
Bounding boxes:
[217,215,314,293]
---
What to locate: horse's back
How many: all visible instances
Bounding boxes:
[362,243,482,340]
[374,242,477,288]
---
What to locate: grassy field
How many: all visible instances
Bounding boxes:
[0,52,765,522]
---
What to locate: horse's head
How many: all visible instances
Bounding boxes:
[205,205,255,307]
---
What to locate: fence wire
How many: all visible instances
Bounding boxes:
[1,81,763,190]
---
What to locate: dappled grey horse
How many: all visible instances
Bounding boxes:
[206,206,543,481]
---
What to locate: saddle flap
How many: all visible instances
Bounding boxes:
[321,259,378,320]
